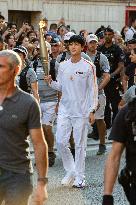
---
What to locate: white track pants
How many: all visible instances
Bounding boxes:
[56,115,88,181]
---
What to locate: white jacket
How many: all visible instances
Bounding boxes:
[50,57,98,118]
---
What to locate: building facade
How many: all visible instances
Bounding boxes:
[0,0,136,33]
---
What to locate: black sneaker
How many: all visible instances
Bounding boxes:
[88,131,99,140]
[49,152,56,167]
[97,144,106,155]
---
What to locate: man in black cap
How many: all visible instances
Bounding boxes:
[13,45,39,102]
[99,27,125,129]
[32,37,60,167]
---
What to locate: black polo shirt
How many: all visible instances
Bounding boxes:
[99,43,125,78]
[0,87,41,173]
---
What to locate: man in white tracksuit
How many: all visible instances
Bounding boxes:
[45,35,98,188]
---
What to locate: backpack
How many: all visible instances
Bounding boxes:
[99,44,121,74]
[19,66,31,93]
[94,51,103,78]
[59,52,67,63]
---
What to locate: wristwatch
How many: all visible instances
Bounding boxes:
[38,177,48,184]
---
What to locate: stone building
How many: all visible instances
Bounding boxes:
[0,0,136,33]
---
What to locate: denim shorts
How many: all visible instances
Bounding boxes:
[0,167,33,205]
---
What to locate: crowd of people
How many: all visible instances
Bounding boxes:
[0,13,136,205]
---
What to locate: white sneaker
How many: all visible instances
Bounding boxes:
[72,179,85,188]
[61,172,75,186]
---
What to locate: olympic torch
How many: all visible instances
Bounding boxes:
[39,20,49,76]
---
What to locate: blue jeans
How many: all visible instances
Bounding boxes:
[0,167,33,205]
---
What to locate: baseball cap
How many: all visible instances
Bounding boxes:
[64,32,75,41]
[86,34,98,43]
[13,46,28,58]
[50,37,60,45]
[46,31,58,38]
[123,85,136,103]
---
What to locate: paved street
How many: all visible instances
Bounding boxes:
[31,138,129,205]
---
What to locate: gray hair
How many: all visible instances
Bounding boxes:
[0,49,22,73]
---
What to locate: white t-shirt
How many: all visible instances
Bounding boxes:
[50,57,98,118]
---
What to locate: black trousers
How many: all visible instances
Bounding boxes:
[104,80,121,129]
[129,184,136,205]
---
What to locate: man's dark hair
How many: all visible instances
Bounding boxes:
[49,23,57,31]
[0,14,5,20]
[7,22,17,29]
[31,38,39,44]
[27,31,37,38]
[104,27,114,33]
[95,25,105,35]
[69,35,85,47]
[4,33,14,44]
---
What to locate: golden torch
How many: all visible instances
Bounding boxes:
[39,20,49,76]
